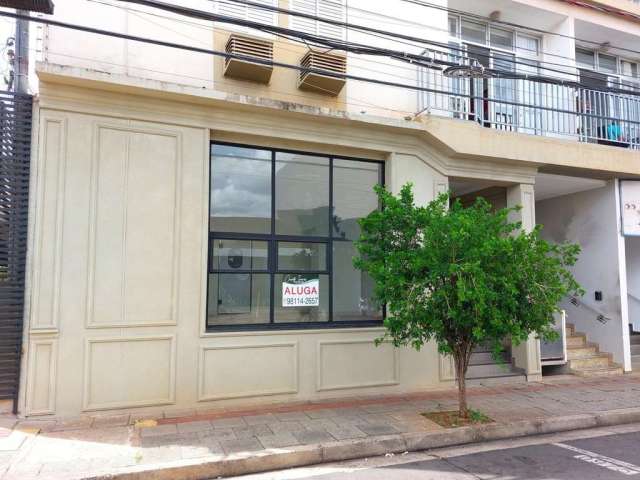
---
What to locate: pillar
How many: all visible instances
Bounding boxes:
[507,183,542,381]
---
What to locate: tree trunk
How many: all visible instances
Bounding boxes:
[453,343,473,419]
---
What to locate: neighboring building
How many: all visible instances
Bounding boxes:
[14,0,640,417]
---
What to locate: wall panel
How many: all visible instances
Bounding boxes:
[83,336,176,411]
[25,338,57,415]
[199,343,298,401]
[317,340,398,391]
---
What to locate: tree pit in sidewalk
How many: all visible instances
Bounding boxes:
[422,409,493,428]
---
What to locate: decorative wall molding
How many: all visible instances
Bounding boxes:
[198,342,298,401]
[316,339,399,392]
[438,353,456,382]
[82,335,176,411]
[25,337,58,415]
[30,116,67,332]
[85,122,183,329]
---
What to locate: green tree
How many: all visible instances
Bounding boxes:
[355,184,582,418]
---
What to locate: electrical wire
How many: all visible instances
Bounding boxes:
[13,6,639,121]
[204,0,640,89]
[40,46,416,115]
[111,0,640,94]
[88,0,631,90]
[399,0,640,57]
[96,0,640,92]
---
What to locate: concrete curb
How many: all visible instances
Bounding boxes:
[85,407,640,480]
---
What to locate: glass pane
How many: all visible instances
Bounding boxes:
[448,16,458,37]
[516,34,539,56]
[333,159,381,240]
[207,273,270,325]
[490,28,513,50]
[275,152,329,236]
[278,242,327,271]
[332,242,382,321]
[599,54,618,74]
[211,239,268,271]
[210,144,271,234]
[576,48,595,69]
[274,274,329,323]
[492,52,515,72]
[461,19,486,44]
[621,60,638,78]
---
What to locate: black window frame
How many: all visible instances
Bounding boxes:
[207,141,385,332]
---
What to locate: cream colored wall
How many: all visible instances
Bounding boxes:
[23,78,479,417]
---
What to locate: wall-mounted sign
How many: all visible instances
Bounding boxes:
[282,278,319,307]
[620,180,640,236]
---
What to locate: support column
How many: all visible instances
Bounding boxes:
[507,183,542,381]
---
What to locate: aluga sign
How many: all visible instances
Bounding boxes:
[282,278,320,307]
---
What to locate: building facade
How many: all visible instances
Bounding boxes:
[16,0,640,417]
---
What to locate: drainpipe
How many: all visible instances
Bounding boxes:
[14,10,29,94]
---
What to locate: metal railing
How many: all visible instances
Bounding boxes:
[569,296,612,324]
[418,61,640,149]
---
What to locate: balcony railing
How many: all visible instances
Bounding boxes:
[418,63,640,150]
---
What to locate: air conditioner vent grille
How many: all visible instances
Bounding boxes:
[298,51,347,96]
[224,34,274,84]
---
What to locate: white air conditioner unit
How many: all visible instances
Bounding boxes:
[224,34,274,84]
[298,51,347,96]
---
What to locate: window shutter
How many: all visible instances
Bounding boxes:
[317,0,345,40]
[215,0,277,26]
[215,0,247,20]
[290,0,320,36]
[246,0,277,26]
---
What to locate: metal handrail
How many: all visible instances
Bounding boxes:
[418,57,640,149]
[569,296,611,324]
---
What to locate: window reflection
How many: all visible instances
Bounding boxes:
[275,153,329,236]
[210,145,271,234]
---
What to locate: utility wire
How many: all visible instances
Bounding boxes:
[208,0,639,89]
[112,0,640,94]
[9,7,640,119]
[400,0,640,57]
[100,0,639,88]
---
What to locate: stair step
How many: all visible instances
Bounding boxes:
[567,344,598,358]
[569,354,611,369]
[631,345,640,356]
[570,365,624,377]
[467,362,520,378]
[568,354,612,370]
[632,356,640,371]
[566,334,587,347]
[467,373,527,386]
[469,351,508,365]
[631,335,640,346]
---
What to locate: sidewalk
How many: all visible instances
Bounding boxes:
[2,374,640,480]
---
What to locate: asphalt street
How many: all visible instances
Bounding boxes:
[234,423,640,480]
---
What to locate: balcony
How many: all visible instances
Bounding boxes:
[418,63,640,151]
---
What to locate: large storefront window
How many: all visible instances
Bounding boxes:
[207,143,384,330]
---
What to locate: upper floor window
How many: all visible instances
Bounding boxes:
[449,15,540,61]
[289,0,346,40]
[575,47,640,90]
[214,0,277,34]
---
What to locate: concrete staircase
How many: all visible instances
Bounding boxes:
[565,323,623,377]
[631,330,640,371]
[466,345,527,385]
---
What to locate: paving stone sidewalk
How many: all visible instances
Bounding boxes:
[2,374,640,480]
